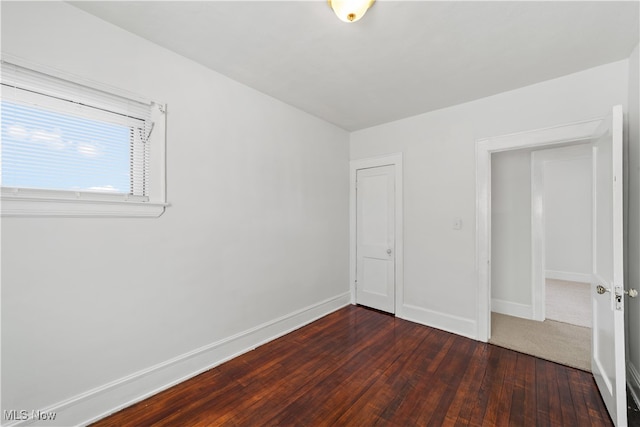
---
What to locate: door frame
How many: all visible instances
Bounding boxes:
[350,153,404,315]
[475,118,603,342]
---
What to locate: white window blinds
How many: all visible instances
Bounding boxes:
[1,61,153,200]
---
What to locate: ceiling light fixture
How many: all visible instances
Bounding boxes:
[328,0,375,23]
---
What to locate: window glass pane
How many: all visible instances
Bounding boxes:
[1,100,131,194]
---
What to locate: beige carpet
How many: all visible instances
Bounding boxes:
[490,312,591,372]
[546,279,591,328]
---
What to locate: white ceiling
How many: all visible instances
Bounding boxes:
[71,1,639,131]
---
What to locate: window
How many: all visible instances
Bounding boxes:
[1,59,167,217]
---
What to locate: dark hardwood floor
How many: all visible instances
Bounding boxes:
[92,305,612,426]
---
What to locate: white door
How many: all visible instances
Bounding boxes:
[591,105,626,426]
[356,165,395,313]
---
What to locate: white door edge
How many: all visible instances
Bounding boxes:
[350,153,403,317]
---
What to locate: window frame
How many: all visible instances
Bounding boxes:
[1,55,168,217]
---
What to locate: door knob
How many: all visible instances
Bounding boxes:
[386,249,392,255]
[596,285,638,298]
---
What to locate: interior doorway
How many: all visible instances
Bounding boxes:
[349,153,404,316]
[354,164,396,313]
[533,144,593,328]
[476,107,628,425]
[488,143,593,371]
[475,117,603,341]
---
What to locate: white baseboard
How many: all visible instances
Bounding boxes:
[545,270,592,283]
[400,304,477,340]
[491,298,533,320]
[628,362,640,409]
[8,292,351,427]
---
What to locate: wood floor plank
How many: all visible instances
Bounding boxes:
[446,344,489,426]
[556,363,580,426]
[535,357,552,427]
[475,346,513,426]
[543,356,564,426]
[278,320,433,426]
[328,323,436,425]
[202,309,393,426]
[413,336,477,426]
[467,345,503,426]
[92,305,613,427]
[316,321,438,424]
[338,329,455,426]
[260,318,408,426]
[494,346,518,426]
[566,369,593,427]
[510,352,538,426]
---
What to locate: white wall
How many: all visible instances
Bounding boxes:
[1,2,350,425]
[626,43,640,405]
[544,155,592,280]
[491,149,533,313]
[350,59,628,338]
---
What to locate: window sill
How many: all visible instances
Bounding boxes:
[1,194,169,218]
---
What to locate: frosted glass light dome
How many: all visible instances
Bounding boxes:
[328,0,375,23]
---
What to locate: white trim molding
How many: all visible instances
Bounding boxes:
[476,117,603,342]
[491,298,534,320]
[401,304,477,340]
[3,293,350,427]
[545,270,593,283]
[349,153,404,316]
[1,193,168,218]
[627,362,640,409]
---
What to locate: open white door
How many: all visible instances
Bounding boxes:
[591,105,626,426]
[356,165,395,313]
